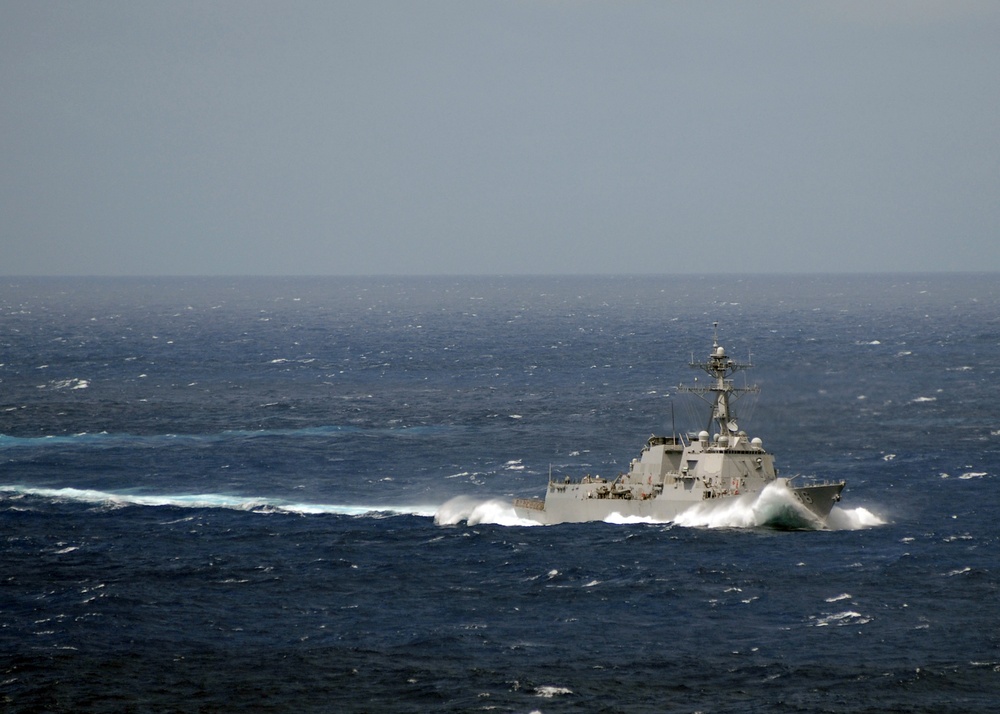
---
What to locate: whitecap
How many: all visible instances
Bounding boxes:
[958,472,987,480]
[943,533,973,543]
[825,593,853,603]
[50,378,89,390]
[534,685,572,698]
[812,610,871,627]
[911,396,936,403]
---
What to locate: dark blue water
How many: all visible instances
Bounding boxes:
[2,275,998,712]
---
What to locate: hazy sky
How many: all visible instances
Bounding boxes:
[3,1,998,276]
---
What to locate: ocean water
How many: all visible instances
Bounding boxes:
[1,274,998,713]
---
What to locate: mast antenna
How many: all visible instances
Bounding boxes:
[670,398,676,441]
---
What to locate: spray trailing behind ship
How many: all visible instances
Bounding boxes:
[512,325,846,526]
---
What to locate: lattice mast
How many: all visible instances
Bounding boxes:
[677,323,760,438]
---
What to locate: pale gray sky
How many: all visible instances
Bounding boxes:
[2,1,998,276]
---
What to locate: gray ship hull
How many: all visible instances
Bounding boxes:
[513,478,844,527]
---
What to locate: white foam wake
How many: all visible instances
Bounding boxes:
[0,485,438,518]
[11,482,883,531]
[604,512,669,525]
[433,496,541,527]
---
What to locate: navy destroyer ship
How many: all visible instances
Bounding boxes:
[512,327,845,526]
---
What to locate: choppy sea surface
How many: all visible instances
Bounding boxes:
[2,274,998,713]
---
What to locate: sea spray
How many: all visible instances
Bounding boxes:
[671,491,763,529]
[669,481,887,531]
[434,496,541,526]
[827,504,886,530]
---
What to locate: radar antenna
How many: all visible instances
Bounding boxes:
[677,323,759,439]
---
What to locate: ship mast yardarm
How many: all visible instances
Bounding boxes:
[677,322,759,440]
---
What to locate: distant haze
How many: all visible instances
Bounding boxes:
[2,1,998,276]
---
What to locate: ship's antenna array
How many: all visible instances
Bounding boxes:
[677,322,760,437]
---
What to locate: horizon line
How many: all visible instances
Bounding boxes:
[2,269,998,280]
